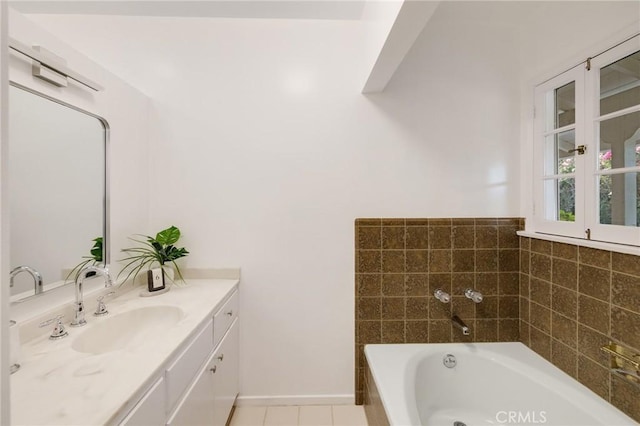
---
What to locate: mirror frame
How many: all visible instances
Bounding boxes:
[8,80,110,302]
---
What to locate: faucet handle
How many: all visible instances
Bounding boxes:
[97,291,115,301]
[39,315,68,340]
[434,289,451,303]
[94,291,115,317]
[464,288,483,303]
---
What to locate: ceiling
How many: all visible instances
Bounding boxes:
[8,0,367,20]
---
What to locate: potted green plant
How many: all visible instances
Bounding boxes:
[66,237,103,282]
[118,226,189,286]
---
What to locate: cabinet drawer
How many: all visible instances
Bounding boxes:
[213,290,238,348]
[166,319,214,412]
[119,377,165,426]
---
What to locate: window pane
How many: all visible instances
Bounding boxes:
[600,50,640,116]
[599,172,639,226]
[545,130,576,175]
[544,177,575,222]
[599,110,640,170]
[555,82,575,128]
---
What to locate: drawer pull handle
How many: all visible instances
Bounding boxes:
[226,310,233,316]
[210,366,217,374]
[217,354,224,362]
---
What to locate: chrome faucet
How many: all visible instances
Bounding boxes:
[452,315,470,336]
[71,265,113,327]
[10,265,43,295]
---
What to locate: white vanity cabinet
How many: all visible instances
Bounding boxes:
[120,377,167,426]
[212,320,240,426]
[166,320,215,413]
[119,289,239,426]
[168,320,239,426]
[166,353,215,425]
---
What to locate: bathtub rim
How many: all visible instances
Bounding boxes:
[364,341,637,426]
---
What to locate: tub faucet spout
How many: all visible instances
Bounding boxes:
[452,315,470,336]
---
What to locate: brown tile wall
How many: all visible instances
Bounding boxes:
[355,218,523,405]
[519,237,640,422]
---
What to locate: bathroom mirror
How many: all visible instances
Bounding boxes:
[8,84,107,302]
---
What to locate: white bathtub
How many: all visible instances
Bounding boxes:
[364,342,637,426]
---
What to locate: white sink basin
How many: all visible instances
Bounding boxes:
[72,305,184,354]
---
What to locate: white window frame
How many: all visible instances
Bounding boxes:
[533,35,640,247]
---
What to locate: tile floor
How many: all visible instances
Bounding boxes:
[229,405,369,426]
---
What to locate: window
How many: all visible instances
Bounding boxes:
[533,35,640,247]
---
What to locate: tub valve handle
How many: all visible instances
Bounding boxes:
[465,288,483,303]
[434,289,451,303]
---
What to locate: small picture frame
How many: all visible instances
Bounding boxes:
[147,268,166,292]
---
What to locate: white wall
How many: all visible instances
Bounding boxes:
[27,6,523,401]
[0,1,10,422]
[153,13,520,401]
[360,0,403,85]
[7,9,151,320]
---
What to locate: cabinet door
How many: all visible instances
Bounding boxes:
[120,377,166,426]
[168,320,239,426]
[166,319,214,413]
[166,353,216,426]
[212,320,239,426]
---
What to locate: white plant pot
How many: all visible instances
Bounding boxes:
[162,265,175,282]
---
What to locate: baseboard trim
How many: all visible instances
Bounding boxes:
[235,394,355,406]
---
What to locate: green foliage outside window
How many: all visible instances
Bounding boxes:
[558,147,640,225]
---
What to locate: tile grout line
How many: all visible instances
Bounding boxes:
[552,240,579,374]
[528,243,532,347]
[608,250,613,402]
[379,225,383,345]
[496,224,502,341]
[550,241,555,363]
[403,219,407,343]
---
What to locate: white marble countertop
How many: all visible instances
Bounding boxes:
[11,278,239,426]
